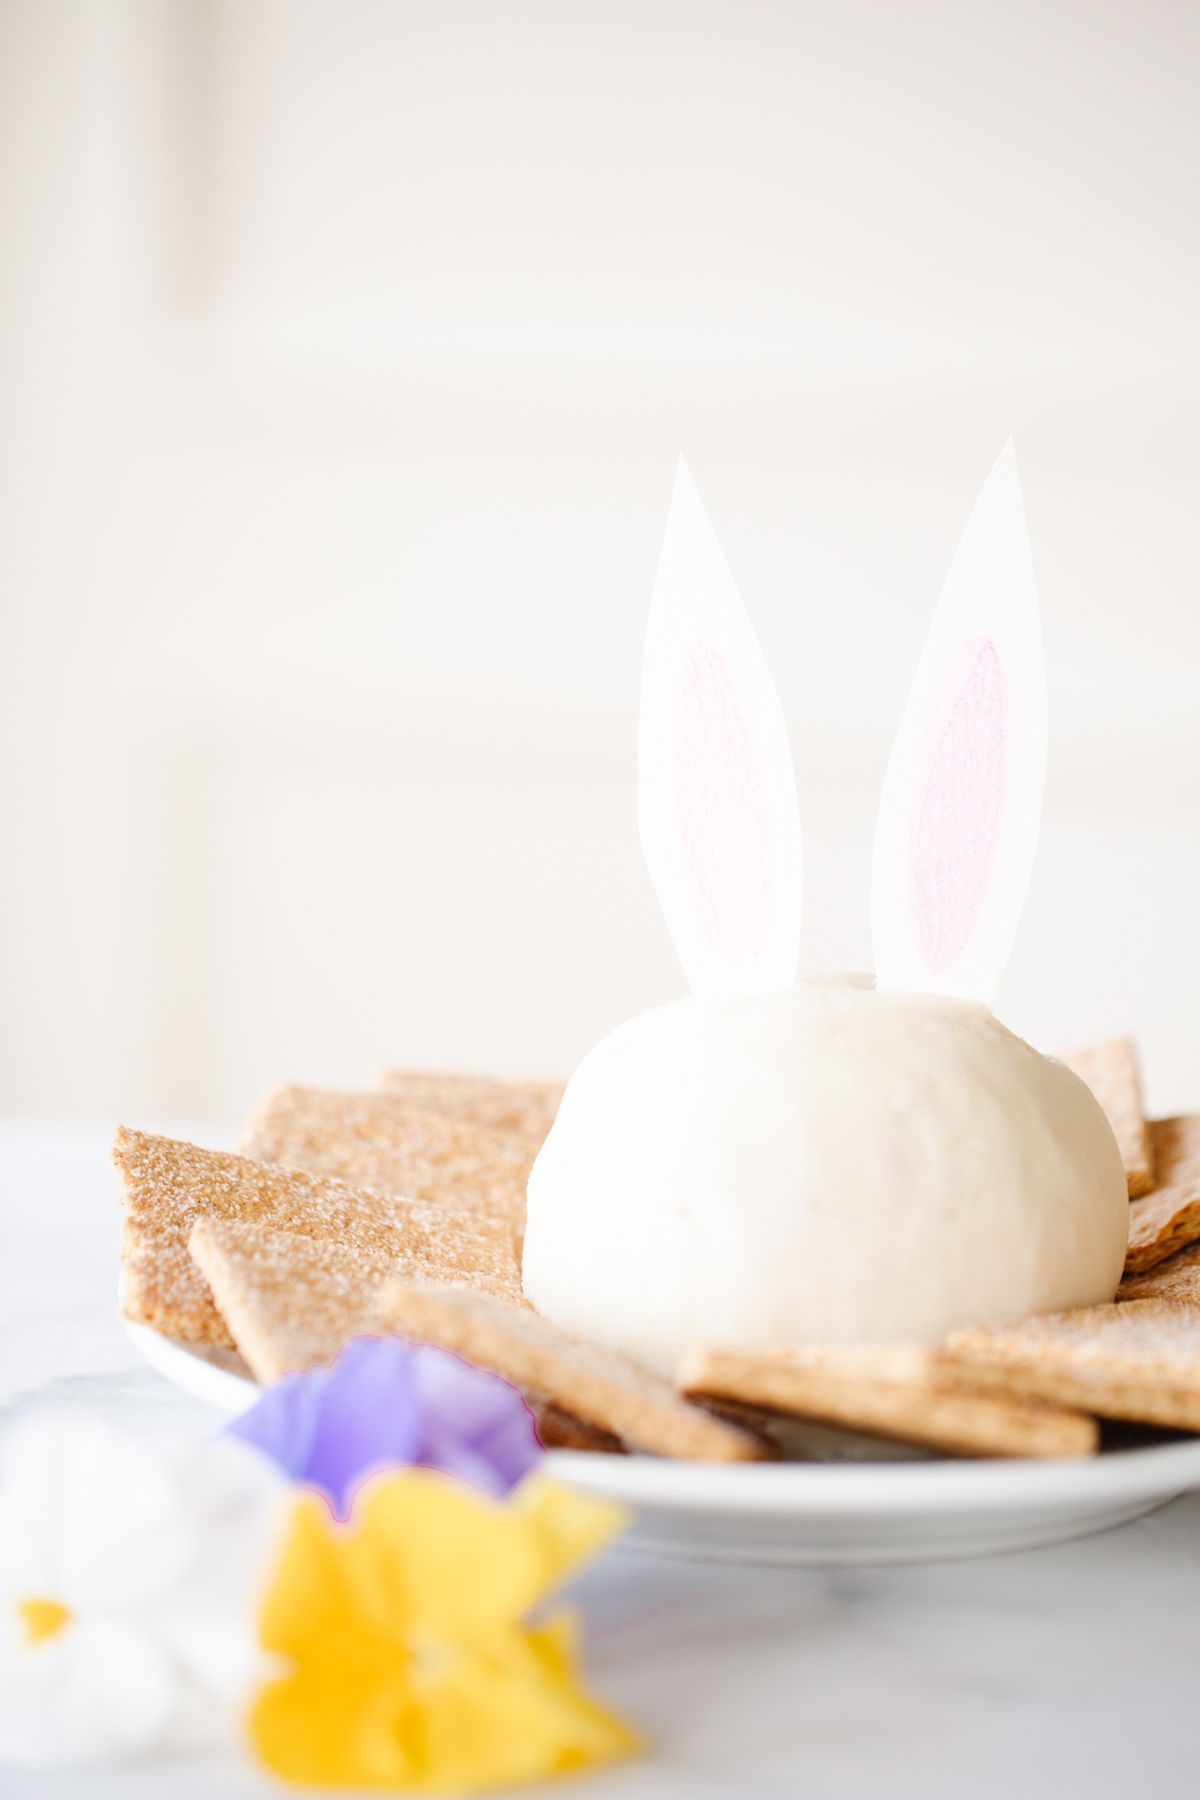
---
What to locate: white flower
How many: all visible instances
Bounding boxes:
[0,1413,287,1767]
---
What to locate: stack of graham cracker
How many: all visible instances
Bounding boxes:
[115,1040,1200,1464]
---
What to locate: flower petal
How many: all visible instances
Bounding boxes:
[304,1340,424,1518]
[340,1472,624,1640]
[251,1657,423,1790]
[147,1437,288,1718]
[507,1476,629,1603]
[1,1416,191,1613]
[348,1473,553,1641]
[257,1492,389,1663]
[0,1618,177,1766]
[412,1344,540,1497]
[407,1619,639,1795]
[226,1366,329,1489]
[252,1575,635,1794]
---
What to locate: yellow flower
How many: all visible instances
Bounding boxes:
[249,1470,640,1793]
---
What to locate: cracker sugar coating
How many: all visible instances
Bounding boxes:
[1125,1179,1200,1274]
[242,1086,536,1230]
[375,1070,562,1141]
[115,1127,518,1348]
[945,1299,1200,1431]
[678,1343,1096,1459]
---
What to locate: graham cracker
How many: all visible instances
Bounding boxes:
[189,1219,619,1453]
[944,1299,1200,1430]
[1125,1179,1200,1274]
[678,1344,1096,1460]
[1064,1037,1154,1197]
[376,1281,767,1462]
[115,1128,520,1349]
[376,1070,563,1140]
[1120,1241,1200,1304]
[189,1218,400,1381]
[240,1087,532,1230]
[1151,1115,1200,1188]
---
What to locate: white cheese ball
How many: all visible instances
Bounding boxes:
[522,977,1127,1377]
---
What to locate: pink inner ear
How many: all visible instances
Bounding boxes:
[673,639,772,965]
[910,636,1007,974]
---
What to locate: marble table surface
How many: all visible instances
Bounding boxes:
[3,1117,1200,1800]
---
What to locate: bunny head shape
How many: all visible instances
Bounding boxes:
[522,449,1126,1376]
[642,445,1046,1008]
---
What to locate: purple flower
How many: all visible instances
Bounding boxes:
[226,1336,541,1520]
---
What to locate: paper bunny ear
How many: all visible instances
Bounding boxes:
[871,442,1047,1006]
[639,458,803,997]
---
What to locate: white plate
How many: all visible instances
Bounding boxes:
[126,1321,1200,1566]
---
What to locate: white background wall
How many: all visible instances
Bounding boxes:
[1,0,1197,1126]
